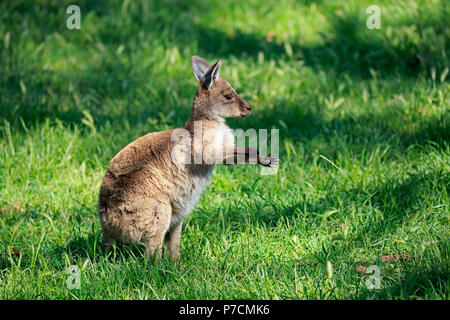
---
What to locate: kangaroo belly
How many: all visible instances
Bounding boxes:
[169,164,214,229]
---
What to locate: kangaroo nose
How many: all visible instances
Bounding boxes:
[245,105,251,111]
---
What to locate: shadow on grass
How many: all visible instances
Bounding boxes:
[242,97,450,154]
[54,231,168,264]
[219,170,449,234]
[2,0,449,129]
[352,238,449,299]
[82,0,450,78]
[384,269,449,299]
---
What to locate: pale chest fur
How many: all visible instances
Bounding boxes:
[169,122,235,228]
[198,122,235,164]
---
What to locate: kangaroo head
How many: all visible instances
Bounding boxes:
[191,55,251,119]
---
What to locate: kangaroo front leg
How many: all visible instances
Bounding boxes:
[164,222,183,262]
[223,147,279,167]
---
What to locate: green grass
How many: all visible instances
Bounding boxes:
[0,0,449,299]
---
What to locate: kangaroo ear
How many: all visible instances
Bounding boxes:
[192,56,211,81]
[201,59,221,90]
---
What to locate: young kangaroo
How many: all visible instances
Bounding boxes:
[98,56,279,261]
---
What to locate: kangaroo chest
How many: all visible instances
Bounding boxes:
[168,122,234,228]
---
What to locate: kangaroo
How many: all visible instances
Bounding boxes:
[98,56,279,261]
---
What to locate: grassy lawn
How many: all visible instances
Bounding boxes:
[0,0,449,299]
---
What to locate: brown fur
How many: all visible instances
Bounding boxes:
[98,56,278,261]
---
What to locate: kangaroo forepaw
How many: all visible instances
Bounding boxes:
[259,156,280,168]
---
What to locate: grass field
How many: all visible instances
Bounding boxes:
[0,0,449,299]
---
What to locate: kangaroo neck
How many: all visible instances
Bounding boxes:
[186,89,224,130]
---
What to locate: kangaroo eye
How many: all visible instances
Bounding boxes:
[224,94,233,100]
